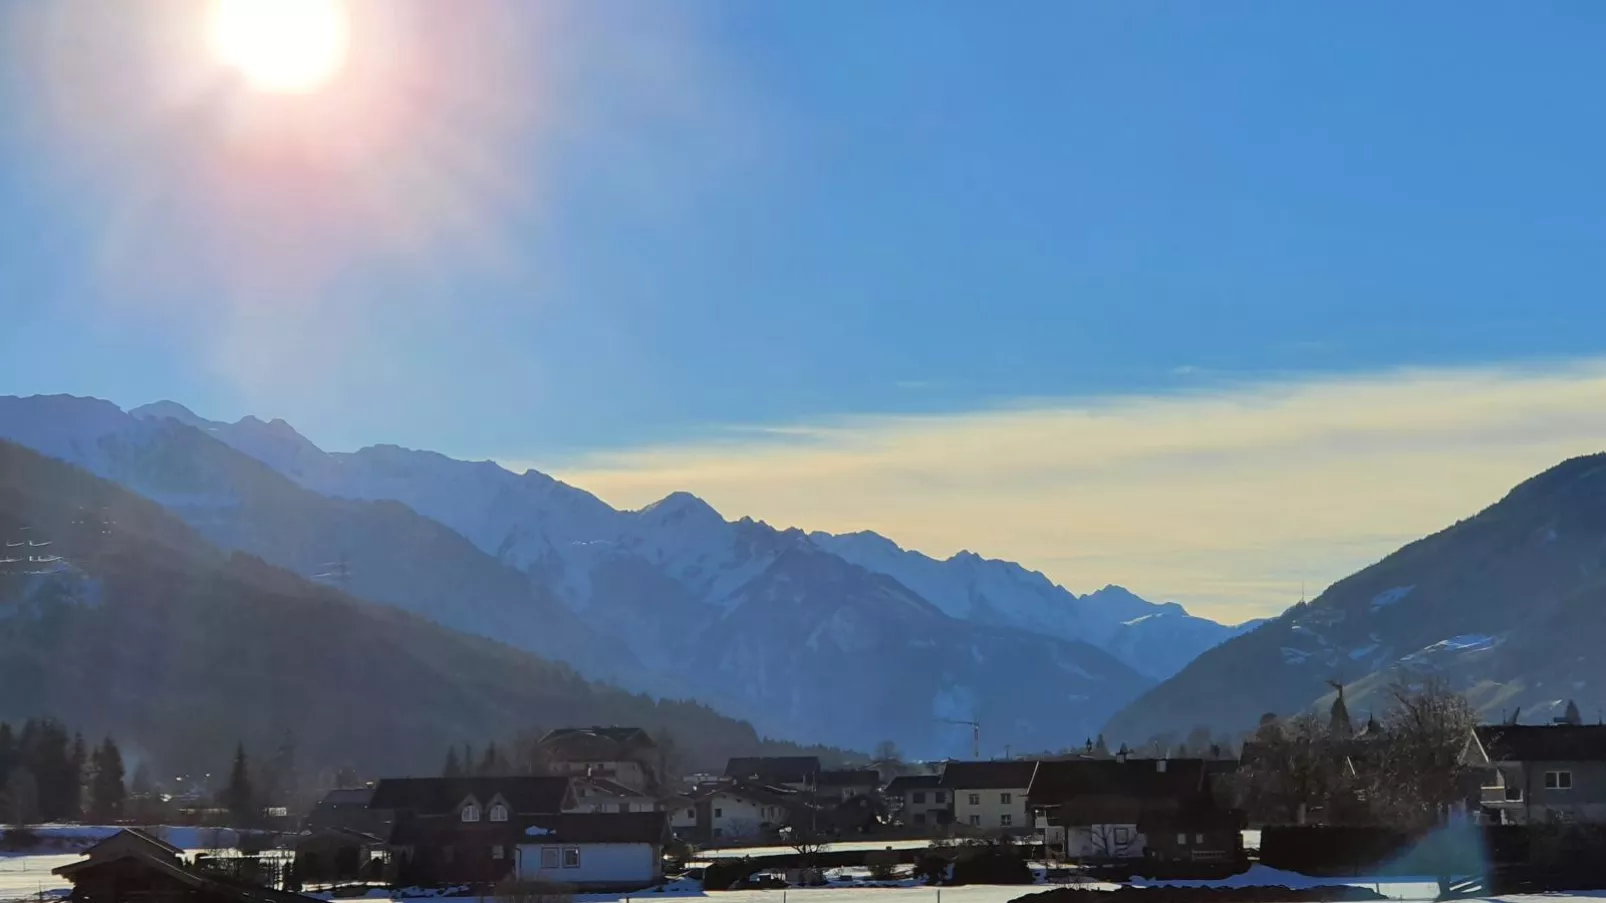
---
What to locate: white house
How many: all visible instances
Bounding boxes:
[702,785,795,840]
[569,776,660,814]
[515,812,667,890]
[941,760,1039,834]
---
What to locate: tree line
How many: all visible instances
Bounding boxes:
[0,718,127,825]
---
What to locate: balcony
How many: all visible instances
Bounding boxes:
[1480,785,1523,806]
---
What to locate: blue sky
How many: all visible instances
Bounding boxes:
[2,1,1605,618]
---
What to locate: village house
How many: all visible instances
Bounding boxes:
[1028,758,1240,863]
[514,812,668,890]
[1466,722,1606,824]
[536,727,660,793]
[570,775,660,814]
[54,829,313,903]
[304,787,393,838]
[884,774,952,829]
[817,768,881,802]
[369,776,575,886]
[692,781,802,842]
[941,760,1039,834]
[724,756,821,791]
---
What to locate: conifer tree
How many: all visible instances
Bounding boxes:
[223,743,256,825]
[89,738,126,822]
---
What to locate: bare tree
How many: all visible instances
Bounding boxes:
[1235,711,1351,824]
[1368,678,1476,829]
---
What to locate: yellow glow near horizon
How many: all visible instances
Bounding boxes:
[209,0,349,94]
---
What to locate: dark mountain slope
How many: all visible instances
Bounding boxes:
[0,395,640,686]
[1104,453,1606,743]
[0,441,838,776]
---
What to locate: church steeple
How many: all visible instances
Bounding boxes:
[1328,680,1354,739]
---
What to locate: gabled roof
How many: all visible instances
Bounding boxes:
[724,756,821,784]
[940,760,1039,790]
[1027,758,1208,804]
[1475,724,1606,762]
[884,774,942,795]
[67,828,185,867]
[55,850,314,903]
[538,727,657,761]
[368,777,570,815]
[818,769,879,787]
[696,781,803,809]
[519,812,668,845]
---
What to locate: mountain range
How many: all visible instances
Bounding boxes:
[0,394,1251,755]
[1106,451,1606,744]
[0,440,834,777]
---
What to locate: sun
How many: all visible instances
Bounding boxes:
[209,0,350,94]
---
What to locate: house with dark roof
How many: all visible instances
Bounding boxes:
[884,774,951,829]
[369,777,575,886]
[1028,758,1239,862]
[54,830,314,903]
[724,756,821,790]
[537,727,660,793]
[1466,724,1606,824]
[817,768,880,802]
[941,760,1039,834]
[305,787,393,838]
[514,812,668,890]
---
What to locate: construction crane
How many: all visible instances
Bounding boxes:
[938,718,981,759]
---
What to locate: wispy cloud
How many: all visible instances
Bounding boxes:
[545,358,1606,623]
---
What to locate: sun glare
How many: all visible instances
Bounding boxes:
[209,0,349,94]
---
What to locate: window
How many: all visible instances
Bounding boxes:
[934,791,945,803]
[1177,833,1188,845]
[685,808,695,818]
[914,813,927,826]
[968,793,981,806]
[1546,771,1574,790]
[562,848,581,869]
[541,848,559,869]
[714,807,723,818]
[969,815,981,827]
[713,828,724,838]
[1196,834,1205,844]
[1000,792,1012,804]
[461,804,481,822]
[913,791,926,804]
[1000,814,1013,827]
[1113,827,1132,844]
[489,803,509,822]
[442,846,456,864]
[491,845,504,860]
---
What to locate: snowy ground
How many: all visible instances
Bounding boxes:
[0,852,78,902]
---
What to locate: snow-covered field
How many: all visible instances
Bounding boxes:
[0,853,78,902]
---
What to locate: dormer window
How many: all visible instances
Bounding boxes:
[462,803,481,822]
[490,803,509,822]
